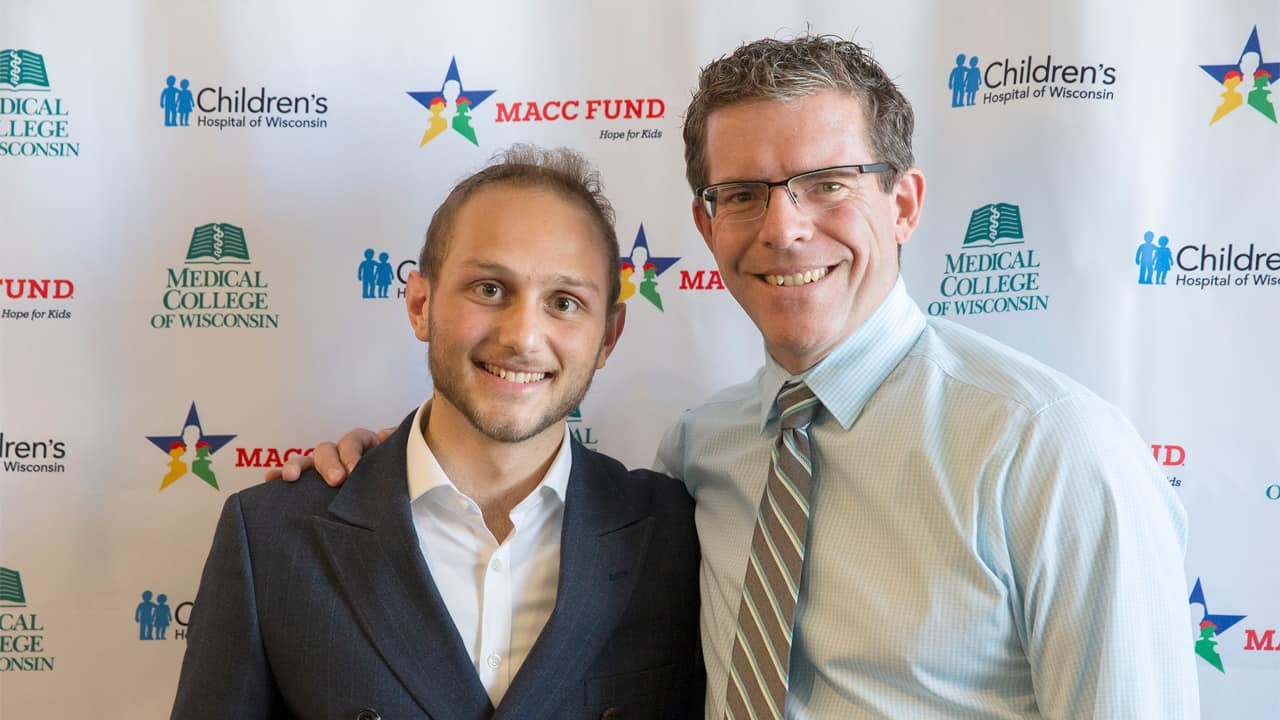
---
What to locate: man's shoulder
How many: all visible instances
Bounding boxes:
[667,368,764,433]
[229,471,340,521]
[573,443,692,515]
[910,317,1100,415]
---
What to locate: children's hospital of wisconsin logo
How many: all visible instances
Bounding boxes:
[927,203,1049,317]
[0,49,80,158]
[145,403,237,491]
[1201,26,1278,125]
[356,249,419,300]
[618,225,679,312]
[151,223,280,329]
[0,567,55,672]
[407,57,495,148]
[159,73,329,130]
[133,590,195,641]
[1132,230,1280,289]
[946,51,1116,108]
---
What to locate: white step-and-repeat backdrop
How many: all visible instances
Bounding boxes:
[2,1,1277,717]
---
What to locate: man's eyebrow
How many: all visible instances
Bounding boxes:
[457,259,601,294]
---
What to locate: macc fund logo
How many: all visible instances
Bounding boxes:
[1,277,74,323]
[1189,578,1246,672]
[151,223,279,329]
[618,225,679,311]
[1201,26,1277,125]
[0,566,54,672]
[946,51,1116,109]
[159,73,329,131]
[1132,230,1280,290]
[928,202,1049,317]
[0,49,79,158]
[145,403,237,491]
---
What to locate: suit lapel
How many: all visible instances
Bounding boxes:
[313,411,492,720]
[495,442,655,720]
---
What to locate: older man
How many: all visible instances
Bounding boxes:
[287,35,1197,719]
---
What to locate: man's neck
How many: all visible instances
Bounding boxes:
[423,396,564,542]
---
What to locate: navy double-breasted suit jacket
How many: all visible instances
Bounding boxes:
[171,412,703,719]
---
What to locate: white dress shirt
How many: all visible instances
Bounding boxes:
[406,400,572,707]
[656,277,1197,719]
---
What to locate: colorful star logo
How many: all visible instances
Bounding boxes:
[407,57,496,147]
[146,403,236,490]
[618,224,679,311]
[1188,577,1247,673]
[1200,26,1279,124]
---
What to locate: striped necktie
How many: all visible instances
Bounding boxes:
[724,380,820,720]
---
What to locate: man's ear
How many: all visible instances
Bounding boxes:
[595,302,627,370]
[892,167,926,247]
[692,198,715,253]
[405,270,431,342]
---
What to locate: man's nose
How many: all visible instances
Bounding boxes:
[496,297,543,354]
[757,184,812,249]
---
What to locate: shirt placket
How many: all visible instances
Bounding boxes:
[477,518,516,700]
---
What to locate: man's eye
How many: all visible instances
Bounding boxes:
[722,189,758,205]
[551,296,580,313]
[476,283,502,299]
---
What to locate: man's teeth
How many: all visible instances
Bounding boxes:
[483,363,547,384]
[763,267,829,287]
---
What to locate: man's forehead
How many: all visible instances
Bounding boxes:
[703,93,873,180]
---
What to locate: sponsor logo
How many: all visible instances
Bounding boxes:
[1132,230,1280,289]
[677,269,726,291]
[133,590,192,641]
[495,96,667,141]
[159,73,329,130]
[1,278,74,322]
[1267,484,1279,501]
[0,49,79,158]
[407,58,495,148]
[234,447,314,468]
[0,433,66,473]
[151,223,279,329]
[357,249,399,299]
[1189,578,1246,672]
[1151,443,1185,487]
[1200,26,1278,125]
[0,567,54,672]
[568,406,597,448]
[619,225,679,311]
[145,403,237,491]
[927,202,1049,317]
[946,51,1117,108]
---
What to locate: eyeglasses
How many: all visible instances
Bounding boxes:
[696,163,893,223]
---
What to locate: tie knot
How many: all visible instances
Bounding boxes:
[776,380,819,430]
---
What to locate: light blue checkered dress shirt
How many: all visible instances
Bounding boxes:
[656,278,1198,719]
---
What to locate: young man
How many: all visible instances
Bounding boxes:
[286,36,1197,719]
[172,147,702,720]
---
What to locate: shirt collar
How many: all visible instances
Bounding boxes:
[757,276,927,432]
[406,399,573,505]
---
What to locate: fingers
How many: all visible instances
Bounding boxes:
[310,442,347,487]
[265,426,387,487]
[336,428,380,476]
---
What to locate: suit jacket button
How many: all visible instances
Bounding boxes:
[600,707,622,720]
[354,710,380,720]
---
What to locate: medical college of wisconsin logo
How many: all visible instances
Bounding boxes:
[927,202,1049,317]
[0,49,80,158]
[618,225,678,312]
[145,403,237,491]
[151,223,280,329]
[1201,26,1277,125]
[0,566,55,672]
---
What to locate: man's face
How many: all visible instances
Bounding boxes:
[693,91,924,373]
[406,185,624,444]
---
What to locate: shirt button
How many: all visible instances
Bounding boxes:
[490,557,503,572]
[486,653,501,669]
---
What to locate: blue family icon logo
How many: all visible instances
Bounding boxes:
[947,53,983,108]
[929,202,1048,317]
[1188,578,1246,673]
[158,73,329,130]
[146,403,237,491]
[358,249,397,299]
[0,566,54,671]
[407,58,495,148]
[152,223,280,329]
[0,49,79,158]
[1135,231,1175,285]
[1201,27,1278,125]
[133,590,176,640]
[160,75,195,127]
[618,225,679,311]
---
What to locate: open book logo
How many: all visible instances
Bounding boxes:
[186,223,250,264]
[963,203,1024,248]
[0,50,50,91]
[0,566,27,606]
[1200,26,1279,125]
